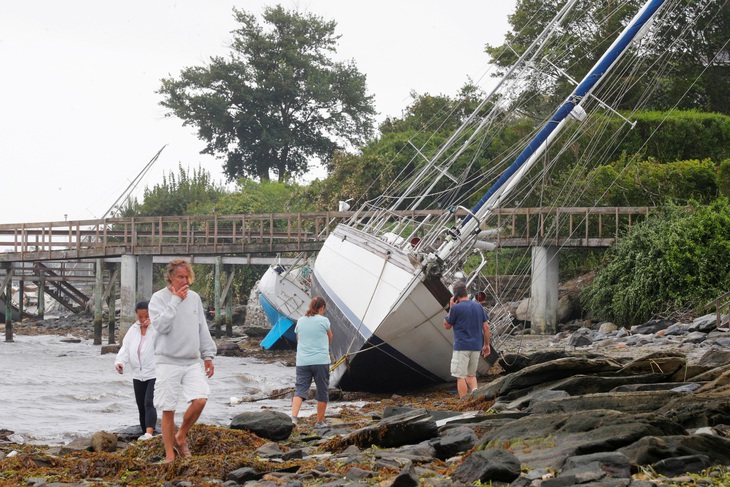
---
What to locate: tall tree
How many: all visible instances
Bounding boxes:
[485,0,730,115]
[158,5,376,182]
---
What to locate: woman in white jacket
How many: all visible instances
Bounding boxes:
[115,301,158,440]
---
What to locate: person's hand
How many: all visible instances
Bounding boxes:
[115,363,123,374]
[169,284,189,300]
[204,359,215,378]
[482,343,491,357]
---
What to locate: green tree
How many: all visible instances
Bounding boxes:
[158,5,376,183]
[121,165,227,217]
[215,179,297,214]
[582,199,730,326]
[486,0,730,115]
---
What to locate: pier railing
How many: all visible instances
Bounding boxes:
[0,207,654,262]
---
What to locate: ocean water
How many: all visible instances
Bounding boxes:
[0,334,327,445]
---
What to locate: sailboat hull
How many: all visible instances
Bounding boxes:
[258,265,311,349]
[313,224,496,392]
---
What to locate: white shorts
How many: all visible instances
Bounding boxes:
[153,362,210,412]
[450,350,480,378]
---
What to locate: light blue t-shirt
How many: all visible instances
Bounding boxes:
[294,314,331,366]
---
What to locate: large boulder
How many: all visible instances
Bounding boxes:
[451,449,521,484]
[478,409,686,470]
[230,410,293,441]
[325,408,437,450]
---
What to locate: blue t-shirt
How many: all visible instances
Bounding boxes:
[294,314,331,366]
[445,300,489,351]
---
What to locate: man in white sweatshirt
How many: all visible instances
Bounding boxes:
[149,259,216,463]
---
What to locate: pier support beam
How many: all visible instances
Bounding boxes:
[214,257,222,339]
[37,276,45,320]
[107,263,117,344]
[225,264,234,337]
[136,256,153,301]
[94,259,104,345]
[530,246,559,334]
[120,255,137,344]
[4,264,12,342]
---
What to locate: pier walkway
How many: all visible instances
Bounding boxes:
[0,207,653,342]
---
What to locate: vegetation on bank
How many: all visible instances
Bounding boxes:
[583,199,730,327]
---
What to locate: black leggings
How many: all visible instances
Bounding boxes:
[132,378,157,434]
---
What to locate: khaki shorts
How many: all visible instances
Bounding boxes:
[153,362,210,411]
[450,350,480,378]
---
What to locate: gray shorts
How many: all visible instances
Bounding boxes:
[450,350,480,378]
[153,362,210,411]
[294,364,330,403]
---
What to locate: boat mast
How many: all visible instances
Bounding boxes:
[437,0,667,261]
[387,0,583,214]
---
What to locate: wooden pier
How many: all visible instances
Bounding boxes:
[0,207,652,263]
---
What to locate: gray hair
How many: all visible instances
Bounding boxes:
[452,281,468,298]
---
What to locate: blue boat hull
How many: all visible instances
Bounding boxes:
[259,293,297,349]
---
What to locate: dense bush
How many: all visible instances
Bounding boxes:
[579,157,720,206]
[582,199,730,327]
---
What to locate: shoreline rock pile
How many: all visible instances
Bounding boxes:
[2,313,730,486]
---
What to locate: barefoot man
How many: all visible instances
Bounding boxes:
[149,259,216,463]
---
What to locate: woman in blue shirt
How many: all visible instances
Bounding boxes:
[291,296,333,427]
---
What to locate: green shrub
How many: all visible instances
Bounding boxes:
[582,199,730,326]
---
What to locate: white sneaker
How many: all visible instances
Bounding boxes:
[138,433,154,441]
[291,416,298,426]
[314,421,327,428]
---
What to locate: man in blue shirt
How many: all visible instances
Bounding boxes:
[444,281,491,398]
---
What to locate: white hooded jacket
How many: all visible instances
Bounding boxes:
[114,322,157,381]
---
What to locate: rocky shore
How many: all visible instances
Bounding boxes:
[1,312,730,486]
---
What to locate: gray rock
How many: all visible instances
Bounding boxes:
[60,437,92,454]
[450,449,521,484]
[651,454,712,476]
[484,356,622,398]
[390,461,419,487]
[562,452,632,478]
[598,322,618,334]
[100,344,120,355]
[710,337,730,348]
[333,408,437,450]
[255,442,283,458]
[690,314,717,333]
[90,431,117,453]
[344,466,375,480]
[430,426,476,460]
[497,350,573,374]
[665,323,691,336]
[226,467,259,483]
[618,435,730,467]
[479,409,685,470]
[230,410,293,441]
[631,319,673,335]
[568,328,595,347]
[699,346,730,367]
[682,331,708,344]
[527,390,685,415]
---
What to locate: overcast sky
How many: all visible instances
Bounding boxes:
[0,1,516,224]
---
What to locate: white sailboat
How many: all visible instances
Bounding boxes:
[258,255,313,349]
[311,0,701,391]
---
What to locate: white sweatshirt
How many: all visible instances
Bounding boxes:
[149,287,216,366]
